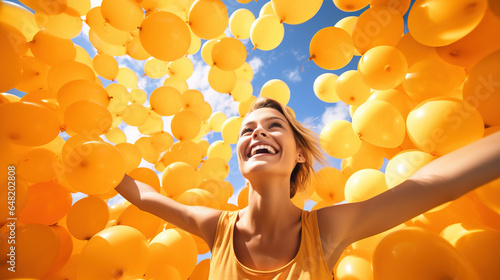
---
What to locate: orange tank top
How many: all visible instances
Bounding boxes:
[208,209,334,280]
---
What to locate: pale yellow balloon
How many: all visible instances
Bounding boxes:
[135,136,161,163]
[85,7,130,45]
[29,30,76,66]
[320,120,362,159]
[163,77,189,93]
[121,103,149,127]
[259,1,276,17]
[208,111,227,132]
[358,46,408,90]
[352,100,405,148]
[334,16,361,56]
[101,0,144,31]
[385,150,436,189]
[250,15,285,51]
[221,116,243,144]
[187,31,201,55]
[259,79,290,106]
[333,0,370,11]
[229,8,255,39]
[177,188,220,209]
[335,70,371,106]
[207,140,232,162]
[313,73,340,103]
[368,89,413,120]
[201,39,217,66]
[89,29,127,56]
[345,169,388,202]
[105,127,127,144]
[208,66,237,93]
[271,0,323,24]
[93,53,119,80]
[238,95,257,117]
[230,79,253,102]
[126,32,151,60]
[144,58,169,79]
[130,88,147,105]
[35,11,82,39]
[116,67,138,88]
[235,62,254,81]
[168,56,194,80]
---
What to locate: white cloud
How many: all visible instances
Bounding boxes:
[248,56,263,75]
[319,103,350,130]
[284,67,302,83]
[291,49,308,62]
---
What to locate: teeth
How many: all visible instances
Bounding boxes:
[250,145,277,157]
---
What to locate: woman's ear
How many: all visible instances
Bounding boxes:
[297,152,306,163]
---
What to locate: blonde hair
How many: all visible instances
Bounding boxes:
[246,97,326,198]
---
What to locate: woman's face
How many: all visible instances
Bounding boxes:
[236,108,304,181]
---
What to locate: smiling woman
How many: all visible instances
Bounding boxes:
[115,96,500,280]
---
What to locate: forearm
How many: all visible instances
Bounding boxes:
[411,131,500,200]
[114,173,160,208]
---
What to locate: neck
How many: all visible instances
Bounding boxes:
[241,176,302,240]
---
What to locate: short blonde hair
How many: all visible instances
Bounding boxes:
[246,97,326,198]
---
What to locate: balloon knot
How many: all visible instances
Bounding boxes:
[253,46,257,50]
[280,18,285,24]
[142,73,147,76]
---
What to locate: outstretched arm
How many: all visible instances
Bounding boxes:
[318,131,500,256]
[115,174,222,249]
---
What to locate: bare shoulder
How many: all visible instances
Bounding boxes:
[187,206,224,250]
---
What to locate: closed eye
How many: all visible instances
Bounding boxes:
[240,127,252,136]
[269,122,282,129]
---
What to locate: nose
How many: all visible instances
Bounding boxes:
[252,127,267,139]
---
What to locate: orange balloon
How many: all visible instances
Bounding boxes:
[189,259,210,280]
[118,204,162,239]
[352,6,404,54]
[18,181,72,225]
[212,37,247,71]
[93,53,119,80]
[436,9,500,68]
[47,60,96,92]
[162,161,197,199]
[67,196,109,240]
[368,89,413,119]
[176,188,220,209]
[271,0,323,24]
[371,0,411,15]
[385,150,436,189]
[0,22,27,92]
[373,227,480,280]
[162,141,203,169]
[46,225,73,277]
[208,65,237,93]
[29,30,76,66]
[395,32,437,67]
[335,70,371,105]
[406,98,484,156]
[0,224,60,279]
[135,136,161,163]
[35,10,82,39]
[311,167,347,203]
[462,50,500,127]
[17,148,58,183]
[358,45,408,90]
[0,101,60,146]
[129,167,161,192]
[171,110,202,141]
[85,7,130,45]
[335,250,374,280]
[116,142,142,172]
[63,141,125,195]
[333,0,370,12]
[345,169,387,202]
[78,225,149,280]
[200,157,230,181]
[475,178,500,215]
[140,11,190,61]
[63,100,112,136]
[309,27,354,70]
[320,120,362,158]
[100,0,144,31]
[57,79,110,111]
[403,58,466,104]
[188,0,228,39]
[408,0,487,47]
[16,56,50,93]
[347,141,385,171]
[150,131,174,153]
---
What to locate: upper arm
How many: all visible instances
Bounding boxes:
[115,174,223,250]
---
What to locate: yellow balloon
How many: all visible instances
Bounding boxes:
[313,73,340,103]
[0,101,60,146]
[187,30,201,55]
[189,259,210,280]
[0,23,25,93]
[105,127,127,144]
[201,39,217,66]
[93,53,119,80]
[212,37,247,71]
[168,56,194,80]
[209,111,227,132]
[116,142,142,172]
[230,79,253,102]
[188,0,228,39]
[462,50,500,127]
[66,196,109,240]
[63,100,112,136]
[47,60,96,92]
[335,250,374,280]
[352,6,404,54]
[86,7,130,45]
[130,88,147,105]
[311,167,347,203]
[135,136,161,163]
[333,0,370,11]
[320,120,362,159]
[408,0,487,47]
[78,225,149,280]
[126,32,151,60]
[148,228,197,279]
[352,100,405,148]
[238,95,257,117]
[208,66,237,93]
[385,150,436,189]
[229,8,255,39]
[396,32,438,67]
[335,70,371,105]
[16,56,49,93]
[171,110,202,141]
[403,58,466,104]
[200,157,230,180]
[358,45,408,90]
[345,169,388,202]
[162,141,202,169]
[309,26,354,70]
[371,0,411,15]
[177,188,220,209]
[129,167,162,192]
[150,86,183,116]
[163,77,189,93]
[20,0,67,15]
[88,28,127,57]
[17,148,58,183]
[207,140,232,162]
[221,116,244,144]
[406,98,484,156]
[368,89,413,120]
[116,67,138,89]
[271,0,322,24]
[162,161,197,198]
[0,1,40,41]
[29,30,76,66]
[250,15,285,51]
[235,62,254,81]
[140,11,190,61]
[347,141,385,171]
[259,1,276,16]
[150,131,174,153]
[259,79,290,106]
[63,140,125,195]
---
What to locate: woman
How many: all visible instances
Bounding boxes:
[116,97,500,279]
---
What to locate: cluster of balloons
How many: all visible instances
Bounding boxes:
[0,0,500,279]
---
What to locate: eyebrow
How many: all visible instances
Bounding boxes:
[241,116,287,127]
